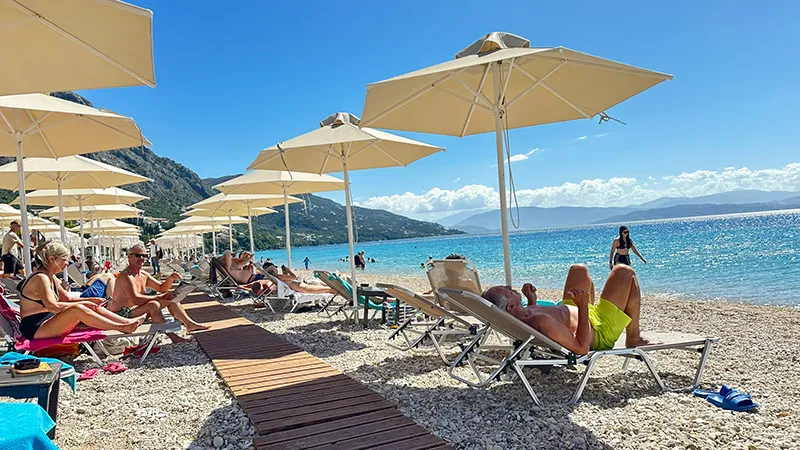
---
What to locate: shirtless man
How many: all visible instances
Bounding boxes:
[110,243,209,343]
[482,264,657,355]
[219,250,259,284]
[237,265,335,296]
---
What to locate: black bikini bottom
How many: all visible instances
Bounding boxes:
[19,311,55,340]
[614,254,632,266]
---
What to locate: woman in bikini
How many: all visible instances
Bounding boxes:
[609,225,647,269]
[18,242,143,340]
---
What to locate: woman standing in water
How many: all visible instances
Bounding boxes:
[609,225,647,269]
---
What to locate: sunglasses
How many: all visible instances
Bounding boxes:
[622,231,629,234]
[130,253,148,258]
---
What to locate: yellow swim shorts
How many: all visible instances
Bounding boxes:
[562,298,631,351]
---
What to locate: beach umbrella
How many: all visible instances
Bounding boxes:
[360,32,672,285]
[0,203,21,218]
[182,205,277,253]
[8,181,150,271]
[247,112,443,297]
[174,215,248,255]
[189,193,299,253]
[0,93,149,273]
[70,218,138,233]
[213,170,345,268]
[0,0,155,96]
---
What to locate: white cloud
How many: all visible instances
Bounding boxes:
[453,177,460,183]
[504,148,542,164]
[595,133,609,138]
[647,176,656,181]
[358,163,800,218]
[575,136,587,141]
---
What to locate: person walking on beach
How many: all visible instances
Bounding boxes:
[2,221,25,277]
[609,226,647,269]
[149,239,162,276]
[303,256,310,270]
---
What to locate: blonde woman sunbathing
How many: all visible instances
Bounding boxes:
[237,265,335,296]
[17,242,144,340]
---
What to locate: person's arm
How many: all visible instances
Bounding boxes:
[146,272,180,293]
[521,283,537,306]
[609,240,617,269]
[30,275,97,313]
[631,241,647,264]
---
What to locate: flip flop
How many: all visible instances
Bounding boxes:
[102,363,128,374]
[707,390,759,412]
[78,368,100,381]
[693,384,735,399]
[133,346,160,358]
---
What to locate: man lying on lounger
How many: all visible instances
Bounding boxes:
[109,243,210,343]
[482,265,658,355]
[236,265,336,296]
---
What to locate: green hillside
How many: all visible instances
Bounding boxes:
[0,92,464,250]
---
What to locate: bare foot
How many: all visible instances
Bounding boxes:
[186,323,211,333]
[626,336,662,348]
[120,317,145,334]
[167,332,192,343]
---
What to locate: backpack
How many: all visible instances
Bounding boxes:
[156,246,164,259]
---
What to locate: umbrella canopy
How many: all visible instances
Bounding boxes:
[0,93,149,273]
[10,186,148,207]
[360,32,672,284]
[213,171,345,268]
[175,216,249,227]
[161,225,230,235]
[188,194,297,253]
[247,112,444,298]
[182,206,276,253]
[69,218,138,233]
[0,203,21,217]
[0,215,61,233]
[0,0,155,96]
[41,204,142,220]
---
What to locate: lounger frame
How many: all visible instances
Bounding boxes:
[438,288,718,406]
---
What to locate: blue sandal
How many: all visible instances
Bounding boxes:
[706,390,759,412]
[693,384,734,399]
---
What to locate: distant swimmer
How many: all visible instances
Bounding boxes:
[609,225,647,269]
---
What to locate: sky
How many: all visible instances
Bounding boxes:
[82,0,800,221]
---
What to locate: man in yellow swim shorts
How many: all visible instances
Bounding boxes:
[482,265,659,355]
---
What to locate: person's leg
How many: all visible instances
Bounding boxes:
[293,281,335,294]
[598,265,655,347]
[34,304,143,339]
[92,305,138,325]
[561,264,596,304]
[158,300,210,332]
[131,300,189,343]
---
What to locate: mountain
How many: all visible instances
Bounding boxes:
[0,91,463,249]
[453,206,635,232]
[437,209,491,227]
[242,193,464,249]
[636,190,798,209]
[595,200,800,224]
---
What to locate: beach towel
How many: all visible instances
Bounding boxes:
[79,279,107,299]
[15,328,107,353]
[0,403,58,450]
[0,352,76,392]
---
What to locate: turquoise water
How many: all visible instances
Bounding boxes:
[255,210,800,306]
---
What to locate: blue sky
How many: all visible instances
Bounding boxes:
[82,1,800,220]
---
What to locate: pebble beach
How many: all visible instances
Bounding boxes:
[4,270,799,449]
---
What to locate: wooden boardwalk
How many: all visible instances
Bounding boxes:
[182,293,453,450]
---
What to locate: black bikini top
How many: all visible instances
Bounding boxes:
[617,238,631,249]
[18,272,58,307]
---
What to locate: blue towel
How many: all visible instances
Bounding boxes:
[0,353,77,392]
[80,279,107,299]
[0,403,58,450]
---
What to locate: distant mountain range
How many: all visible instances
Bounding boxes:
[444,190,800,233]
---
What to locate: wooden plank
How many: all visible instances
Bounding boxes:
[256,415,415,450]
[367,434,451,450]
[253,409,403,448]
[306,424,429,450]
[245,389,380,416]
[241,383,368,408]
[254,400,396,435]
[224,361,332,381]
[237,376,359,404]
[226,366,342,389]
[251,394,387,424]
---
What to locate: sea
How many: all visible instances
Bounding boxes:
[254,209,800,307]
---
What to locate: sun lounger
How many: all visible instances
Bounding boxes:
[314,270,383,322]
[257,272,332,313]
[0,277,23,299]
[425,258,483,312]
[377,283,486,364]
[437,288,718,406]
[208,257,239,298]
[313,270,354,318]
[0,294,180,367]
[66,265,86,287]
